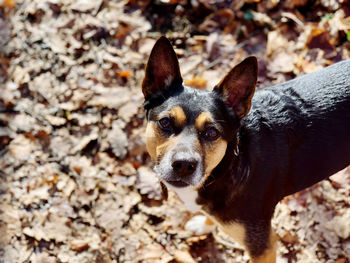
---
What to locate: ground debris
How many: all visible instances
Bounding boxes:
[1,0,349,262]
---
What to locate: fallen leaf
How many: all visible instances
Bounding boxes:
[88,87,130,109]
[1,0,16,8]
[9,134,38,160]
[327,211,350,239]
[184,77,207,90]
[118,70,132,78]
[118,101,139,123]
[45,115,67,126]
[108,121,128,159]
[174,250,196,263]
[71,0,103,13]
[306,28,335,52]
[136,166,162,200]
[70,239,89,252]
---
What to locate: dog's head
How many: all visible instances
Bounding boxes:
[142,36,257,190]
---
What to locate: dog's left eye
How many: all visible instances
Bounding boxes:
[204,127,219,140]
[158,117,171,131]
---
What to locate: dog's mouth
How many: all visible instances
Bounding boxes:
[154,151,204,188]
[165,180,189,188]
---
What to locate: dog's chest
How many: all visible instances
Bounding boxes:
[168,185,202,212]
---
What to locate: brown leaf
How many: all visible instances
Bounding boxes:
[283,0,308,8]
[184,77,207,90]
[70,239,89,252]
[1,0,16,8]
[199,9,234,33]
[281,232,299,243]
[118,70,132,78]
[306,29,335,52]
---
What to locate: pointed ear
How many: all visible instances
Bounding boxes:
[142,36,182,99]
[214,56,257,119]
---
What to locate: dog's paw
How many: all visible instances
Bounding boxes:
[185,215,216,236]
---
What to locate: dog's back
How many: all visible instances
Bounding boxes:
[243,59,350,200]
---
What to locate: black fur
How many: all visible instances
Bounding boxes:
[145,59,350,257]
[200,59,350,255]
[145,86,239,141]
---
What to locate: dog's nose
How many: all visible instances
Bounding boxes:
[172,159,198,177]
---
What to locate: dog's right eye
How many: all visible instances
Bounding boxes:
[202,127,220,141]
[158,118,171,131]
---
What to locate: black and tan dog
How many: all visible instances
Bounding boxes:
[141,36,350,262]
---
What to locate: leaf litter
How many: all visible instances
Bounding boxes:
[0,0,350,262]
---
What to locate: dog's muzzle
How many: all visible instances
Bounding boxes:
[156,146,203,188]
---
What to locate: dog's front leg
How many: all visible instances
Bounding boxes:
[250,236,276,263]
[245,222,277,263]
[209,217,276,262]
[185,215,277,262]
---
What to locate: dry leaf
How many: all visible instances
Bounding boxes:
[108,121,128,159]
[9,134,37,160]
[45,115,67,126]
[2,0,350,262]
[71,0,103,12]
[174,250,196,263]
[88,87,130,109]
[0,0,15,8]
[184,77,207,90]
[136,166,162,200]
[70,239,89,252]
[306,28,334,51]
[118,71,132,78]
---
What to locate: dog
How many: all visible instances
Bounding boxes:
[141,36,350,262]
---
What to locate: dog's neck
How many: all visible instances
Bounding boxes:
[202,131,248,188]
[197,134,250,218]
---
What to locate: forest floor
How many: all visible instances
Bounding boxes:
[1,0,350,262]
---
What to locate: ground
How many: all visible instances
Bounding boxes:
[1,0,350,262]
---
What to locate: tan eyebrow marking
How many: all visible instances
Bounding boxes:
[169,106,186,127]
[145,121,179,161]
[195,111,213,130]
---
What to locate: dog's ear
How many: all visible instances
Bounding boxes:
[142,36,182,99]
[214,56,257,119]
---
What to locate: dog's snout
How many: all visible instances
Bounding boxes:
[172,159,198,177]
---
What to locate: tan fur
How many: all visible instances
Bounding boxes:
[195,112,213,130]
[156,136,178,159]
[194,111,228,188]
[169,106,186,127]
[145,122,160,160]
[212,217,277,263]
[145,121,178,162]
[196,138,227,189]
[204,139,227,174]
[251,230,277,263]
[203,213,277,263]
[215,218,246,246]
[146,106,187,161]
